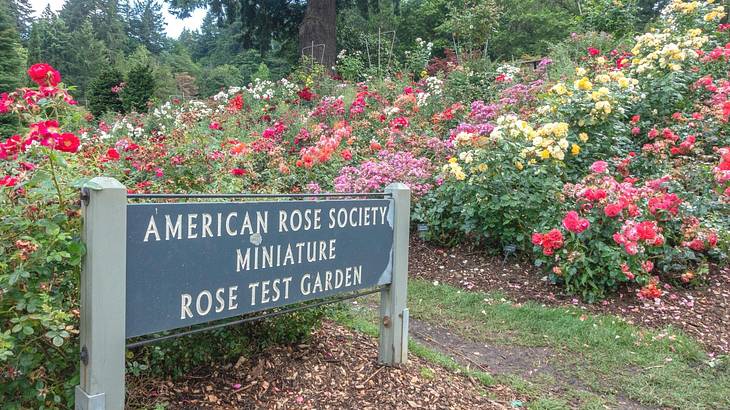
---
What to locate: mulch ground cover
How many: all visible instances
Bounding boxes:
[127,320,522,409]
[409,237,730,355]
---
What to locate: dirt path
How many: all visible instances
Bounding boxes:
[407,318,657,410]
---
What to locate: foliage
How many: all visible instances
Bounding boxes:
[86,67,125,116]
[122,62,156,112]
[578,0,642,37]
[197,64,242,96]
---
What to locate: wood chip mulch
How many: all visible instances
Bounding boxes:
[409,237,730,355]
[127,320,522,409]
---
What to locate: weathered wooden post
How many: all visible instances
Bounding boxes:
[379,183,410,365]
[75,177,127,410]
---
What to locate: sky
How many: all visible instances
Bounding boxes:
[30,0,207,38]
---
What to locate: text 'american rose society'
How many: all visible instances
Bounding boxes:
[139,205,389,320]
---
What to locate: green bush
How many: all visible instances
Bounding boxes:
[86,68,125,116]
[122,63,156,113]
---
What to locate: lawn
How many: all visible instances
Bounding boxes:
[332,279,730,409]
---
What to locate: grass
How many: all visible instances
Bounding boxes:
[331,280,730,409]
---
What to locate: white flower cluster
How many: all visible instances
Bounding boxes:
[247,79,275,100]
[496,64,520,82]
[423,76,444,97]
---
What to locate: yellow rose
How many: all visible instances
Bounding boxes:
[514,161,524,170]
[595,100,612,114]
[539,149,551,159]
[574,77,593,91]
[551,83,568,95]
[579,132,589,142]
[571,144,581,155]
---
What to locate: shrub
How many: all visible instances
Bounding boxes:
[86,67,125,116]
[532,161,722,302]
[122,63,156,113]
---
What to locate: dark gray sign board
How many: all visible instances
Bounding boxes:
[126,200,394,337]
[75,177,410,410]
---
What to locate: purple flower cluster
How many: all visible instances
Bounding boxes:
[334,151,433,195]
[499,80,544,106]
[469,100,499,123]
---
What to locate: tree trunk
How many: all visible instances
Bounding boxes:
[299,0,336,70]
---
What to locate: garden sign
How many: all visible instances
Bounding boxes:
[74,177,410,410]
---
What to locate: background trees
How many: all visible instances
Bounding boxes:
[0,0,669,106]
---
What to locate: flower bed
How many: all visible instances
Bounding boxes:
[1,0,729,406]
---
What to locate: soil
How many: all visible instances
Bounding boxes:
[409,237,730,355]
[126,320,523,409]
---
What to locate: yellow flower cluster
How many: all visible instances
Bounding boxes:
[526,122,574,161]
[442,157,466,180]
[631,30,708,73]
[663,0,725,22]
[489,115,536,141]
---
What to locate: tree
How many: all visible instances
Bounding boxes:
[27,11,109,98]
[60,0,127,52]
[122,62,156,111]
[0,0,24,92]
[437,0,500,56]
[197,64,241,96]
[87,67,125,115]
[128,0,167,53]
[166,0,306,57]
[299,0,336,69]
[26,8,72,78]
[66,20,110,97]
[6,0,33,40]
[0,0,25,135]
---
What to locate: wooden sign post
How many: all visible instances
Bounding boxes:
[74,177,410,409]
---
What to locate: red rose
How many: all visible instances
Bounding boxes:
[604,203,623,218]
[341,149,352,160]
[298,87,314,101]
[636,221,658,241]
[231,168,246,176]
[587,47,600,56]
[562,211,590,233]
[0,175,19,187]
[27,63,61,87]
[56,133,80,153]
[107,148,120,160]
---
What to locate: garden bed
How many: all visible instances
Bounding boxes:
[409,237,730,355]
[127,320,521,409]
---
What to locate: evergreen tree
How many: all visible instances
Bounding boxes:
[122,63,155,112]
[0,0,24,134]
[66,20,110,97]
[6,0,33,40]
[60,0,127,52]
[87,67,125,115]
[26,8,72,77]
[128,0,167,53]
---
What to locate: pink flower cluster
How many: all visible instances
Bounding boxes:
[311,96,345,119]
[613,220,664,255]
[334,151,433,195]
[297,122,351,168]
